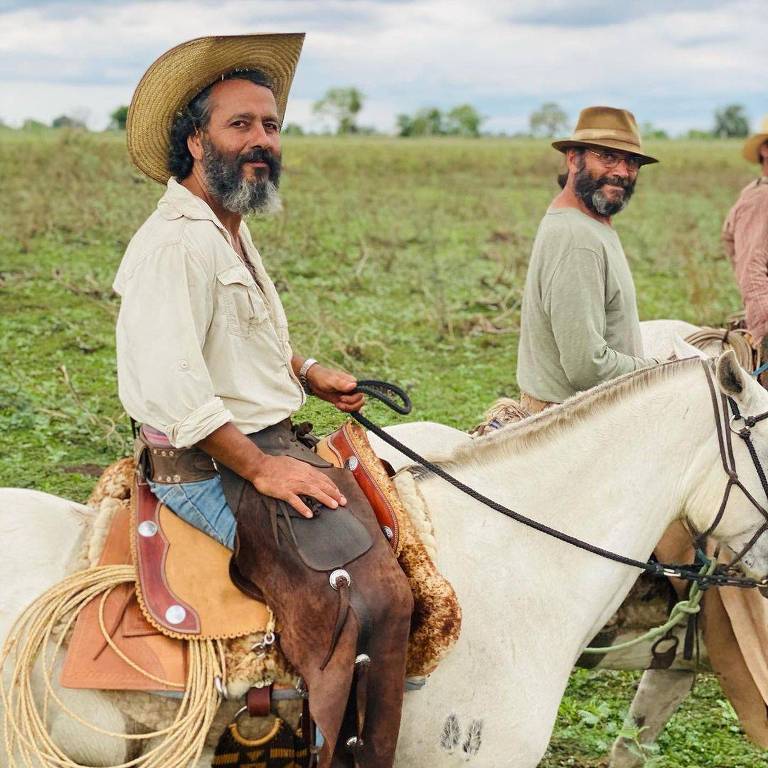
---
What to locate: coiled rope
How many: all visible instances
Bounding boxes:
[1,564,224,767]
[684,327,754,371]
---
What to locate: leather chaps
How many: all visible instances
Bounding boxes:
[219,421,414,768]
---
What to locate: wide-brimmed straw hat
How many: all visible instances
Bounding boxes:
[742,116,768,164]
[127,33,305,184]
[552,106,658,166]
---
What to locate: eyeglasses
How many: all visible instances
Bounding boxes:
[587,149,641,172]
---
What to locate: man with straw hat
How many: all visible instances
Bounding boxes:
[516,106,660,412]
[723,117,768,355]
[114,34,412,767]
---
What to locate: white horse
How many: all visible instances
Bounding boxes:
[3,353,768,767]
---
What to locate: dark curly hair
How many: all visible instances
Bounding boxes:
[168,69,274,180]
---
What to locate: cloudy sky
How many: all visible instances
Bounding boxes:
[0,0,765,135]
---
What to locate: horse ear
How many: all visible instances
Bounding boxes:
[716,349,750,397]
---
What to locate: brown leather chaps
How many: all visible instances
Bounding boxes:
[218,421,413,768]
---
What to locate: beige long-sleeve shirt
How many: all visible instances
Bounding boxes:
[723,178,768,343]
[517,207,656,403]
[113,180,304,448]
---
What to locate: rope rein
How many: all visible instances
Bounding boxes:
[352,370,768,591]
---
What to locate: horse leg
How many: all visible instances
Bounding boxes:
[609,669,695,768]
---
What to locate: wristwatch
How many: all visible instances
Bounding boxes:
[298,357,319,395]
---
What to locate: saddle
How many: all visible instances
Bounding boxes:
[61,422,460,693]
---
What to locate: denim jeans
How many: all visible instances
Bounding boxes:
[148,475,236,550]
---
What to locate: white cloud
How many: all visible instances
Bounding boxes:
[0,0,765,134]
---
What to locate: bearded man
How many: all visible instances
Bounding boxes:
[516,106,660,412]
[114,34,412,768]
[723,117,768,357]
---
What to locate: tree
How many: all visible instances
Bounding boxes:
[22,118,48,130]
[713,104,749,138]
[397,107,444,137]
[281,123,305,136]
[445,104,483,137]
[109,105,129,130]
[312,87,364,135]
[640,121,668,140]
[51,114,86,130]
[529,102,568,138]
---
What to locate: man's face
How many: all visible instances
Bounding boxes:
[569,148,640,217]
[195,79,283,215]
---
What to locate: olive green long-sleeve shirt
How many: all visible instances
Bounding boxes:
[516,206,656,403]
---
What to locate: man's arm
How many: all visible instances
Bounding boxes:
[548,249,656,391]
[731,201,768,344]
[197,422,345,518]
[117,247,344,517]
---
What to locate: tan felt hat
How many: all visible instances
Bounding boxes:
[127,33,305,184]
[552,105,658,166]
[742,116,768,164]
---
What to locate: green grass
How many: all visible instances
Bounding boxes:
[0,130,763,765]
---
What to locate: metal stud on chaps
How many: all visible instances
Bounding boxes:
[220,421,413,768]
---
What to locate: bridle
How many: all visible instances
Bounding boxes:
[698,358,768,571]
[352,363,768,591]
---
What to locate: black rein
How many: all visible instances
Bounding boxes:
[351,364,768,591]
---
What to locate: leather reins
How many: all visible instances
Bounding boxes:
[352,366,768,591]
[698,358,768,568]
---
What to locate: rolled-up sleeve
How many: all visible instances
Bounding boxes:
[115,242,233,447]
[548,249,655,390]
[732,203,768,343]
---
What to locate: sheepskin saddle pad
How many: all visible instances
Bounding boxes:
[61,426,461,694]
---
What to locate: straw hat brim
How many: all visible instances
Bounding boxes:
[127,33,305,184]
[743,133,768,164]
[552,139,658,166]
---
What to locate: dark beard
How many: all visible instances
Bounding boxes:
[201,139,282,215]
[573,161,636,217]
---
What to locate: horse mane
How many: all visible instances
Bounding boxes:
[447,357,703,466]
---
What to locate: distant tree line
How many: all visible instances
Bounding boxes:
[2,94,755,140]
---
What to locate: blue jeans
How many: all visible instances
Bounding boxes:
[149,475,236,550]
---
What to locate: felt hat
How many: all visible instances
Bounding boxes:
[552,106,658,165]
[742,116,768,164]
[127,33,305,183]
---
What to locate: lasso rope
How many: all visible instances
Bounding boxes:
[684,327,754,371]
[580,556,716,655]
[1,564,224,767]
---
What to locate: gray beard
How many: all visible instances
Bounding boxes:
[219,176,283,217]
[590,188,627,217]
[202,141,283,217]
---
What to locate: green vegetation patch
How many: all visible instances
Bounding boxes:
[0,131,760,765]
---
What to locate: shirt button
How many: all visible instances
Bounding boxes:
[178,360,189,371]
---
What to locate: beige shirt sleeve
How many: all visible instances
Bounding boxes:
[115,242,233,448]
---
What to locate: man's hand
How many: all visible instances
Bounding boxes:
[198,422,346,518]
[251,454,347,518]
[306,364,365,413]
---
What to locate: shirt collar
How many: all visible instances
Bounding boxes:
[157,178,227,230]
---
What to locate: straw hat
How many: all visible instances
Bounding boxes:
[552,106,658,166]
[742,116,768,164]
[127,33,305,184]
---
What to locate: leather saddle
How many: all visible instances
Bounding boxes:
[61,473,271,691]
[61,420,458,691]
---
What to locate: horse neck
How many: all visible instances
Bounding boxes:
[423,363,717,640]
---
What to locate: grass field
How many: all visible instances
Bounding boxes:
[0,129,763,766]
